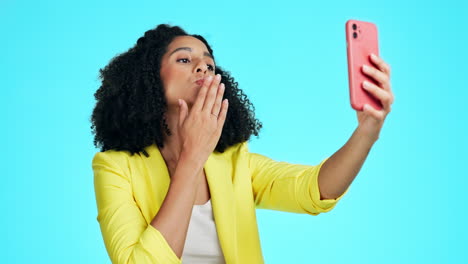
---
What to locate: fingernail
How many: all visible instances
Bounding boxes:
[362,81,369,89]
[363,65,369,71]
[215,74,221,80]
[178,99,182,106]
[370,53,376,59]
[207,75,213,81]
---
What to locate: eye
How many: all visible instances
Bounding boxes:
[177,58,190,63]
[178,58,215,71]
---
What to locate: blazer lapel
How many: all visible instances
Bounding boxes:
[205,152,238,263]
[144,144,238,263]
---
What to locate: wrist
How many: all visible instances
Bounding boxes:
[179,147,205,170]
[354,125,379,147]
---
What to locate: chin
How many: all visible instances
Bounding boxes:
[178,97,195,107]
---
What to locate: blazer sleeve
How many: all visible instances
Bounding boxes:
[92,152,182,264]
[243,143,348,215]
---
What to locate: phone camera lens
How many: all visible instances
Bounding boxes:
[353,32,358,39]
[352,24,357,30]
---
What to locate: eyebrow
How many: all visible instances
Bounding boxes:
[169,47,214,60]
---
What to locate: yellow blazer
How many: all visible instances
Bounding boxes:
[92,141,347,263]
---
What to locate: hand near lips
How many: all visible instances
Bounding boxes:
[356,53,394,142]
[178,74,229,165]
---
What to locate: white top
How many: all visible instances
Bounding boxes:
[181,199,226,264]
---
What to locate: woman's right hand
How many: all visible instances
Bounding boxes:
[177,73,229,166]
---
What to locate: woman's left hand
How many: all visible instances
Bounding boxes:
[356,53,394,142]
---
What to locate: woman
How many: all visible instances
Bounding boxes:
[91,24,393,264]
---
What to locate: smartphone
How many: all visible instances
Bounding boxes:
[346,19,382,111]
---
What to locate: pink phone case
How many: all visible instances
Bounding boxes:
[346,19,382,111]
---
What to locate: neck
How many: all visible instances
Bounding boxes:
[158,104,186,166]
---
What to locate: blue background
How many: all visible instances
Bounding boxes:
[2,0,467,263]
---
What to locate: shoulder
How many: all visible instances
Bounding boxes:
[92,148,146,178]
[217,141,250,159]
[92,148,130,165]
[210,141,254,172]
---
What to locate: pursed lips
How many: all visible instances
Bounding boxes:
[195,76,210,86]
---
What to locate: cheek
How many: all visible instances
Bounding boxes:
[161,66,185,86]
[160,68,194,103]
[160,69,176,92]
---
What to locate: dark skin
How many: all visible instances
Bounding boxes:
[157,36,227,202]
[158,36,223,165]
[318,53,394,199]
[158,35,395,200]
[145,30,393,260]
[149,36,229,257]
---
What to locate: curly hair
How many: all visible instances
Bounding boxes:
[90,24,262,157]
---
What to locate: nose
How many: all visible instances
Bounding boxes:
[194,60,208,74]
[195,65,208,73]
[196,67,206,73]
